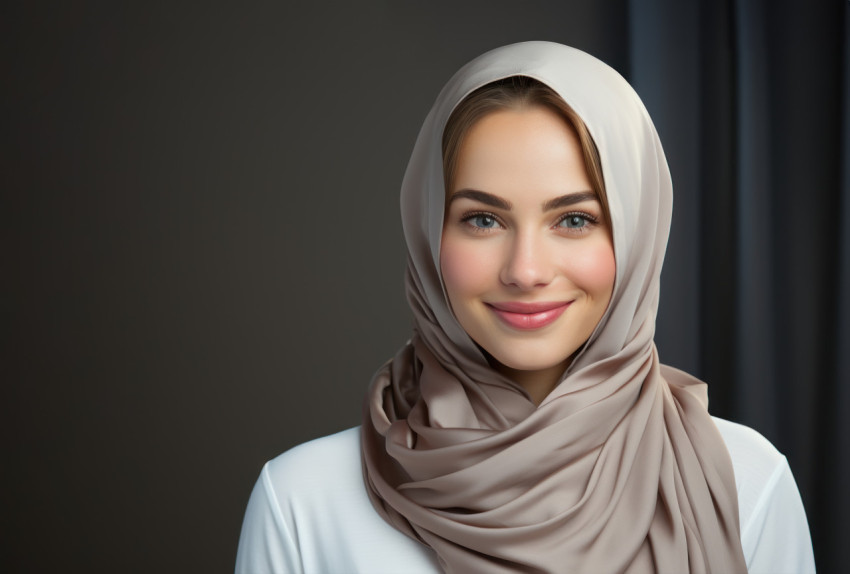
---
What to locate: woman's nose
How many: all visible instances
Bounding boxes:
[499,232,555,290]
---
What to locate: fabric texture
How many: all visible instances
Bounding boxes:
[235,420,815,574]
[361,41,748,573]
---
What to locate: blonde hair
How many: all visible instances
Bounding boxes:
[442,76,609,224]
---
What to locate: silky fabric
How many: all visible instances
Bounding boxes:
[361,42,747,573]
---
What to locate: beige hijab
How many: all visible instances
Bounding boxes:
[361,41,747,573]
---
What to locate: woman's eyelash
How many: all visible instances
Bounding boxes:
[556,211,599,226]
[458,210,601,232]
[460,211,503,231]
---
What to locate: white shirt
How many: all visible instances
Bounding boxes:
[235,418,815,573]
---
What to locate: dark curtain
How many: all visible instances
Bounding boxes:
[633,0,849,570]
[5,1,846,571]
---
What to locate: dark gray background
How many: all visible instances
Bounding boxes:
[4,1,846,572]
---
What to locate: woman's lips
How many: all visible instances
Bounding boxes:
[486,301,572,330]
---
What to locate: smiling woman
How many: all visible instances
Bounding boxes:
[441,99,616,403]
[235,42,815,574]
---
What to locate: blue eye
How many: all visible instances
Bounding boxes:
[468,214,499,229]
[558,214,589,229]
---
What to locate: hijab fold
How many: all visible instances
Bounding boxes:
[361,42,747,573]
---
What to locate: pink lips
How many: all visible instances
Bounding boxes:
[487,301,572,330]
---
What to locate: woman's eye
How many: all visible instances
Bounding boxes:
[467,214,500,229]
[558,214,590,229]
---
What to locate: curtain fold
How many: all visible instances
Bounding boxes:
[629,0,848,570]
[832,2,850,568]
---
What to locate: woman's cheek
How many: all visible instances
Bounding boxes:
[563,239,616,293]
[440,237,495,298]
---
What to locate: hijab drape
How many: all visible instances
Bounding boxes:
[361,42,747,573]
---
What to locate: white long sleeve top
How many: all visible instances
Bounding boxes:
[235,418,815,574]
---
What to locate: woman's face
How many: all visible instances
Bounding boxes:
[440,106,616,388]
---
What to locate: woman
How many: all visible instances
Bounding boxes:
[236,42,814,573]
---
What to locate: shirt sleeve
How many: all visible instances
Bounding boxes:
[742,457,816,574]
[235,464,304,574]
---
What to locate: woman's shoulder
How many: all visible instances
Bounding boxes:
[237,427,440,573]
[711,416,785,484]
[264,426,363,494]
[711,416,788,524]
[711,416,816,573]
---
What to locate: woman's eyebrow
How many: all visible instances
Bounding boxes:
[449,189,512,209]
[542,191,598,211]
[449,189,598,211]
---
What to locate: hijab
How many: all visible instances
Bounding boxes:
[361,41,747,573]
